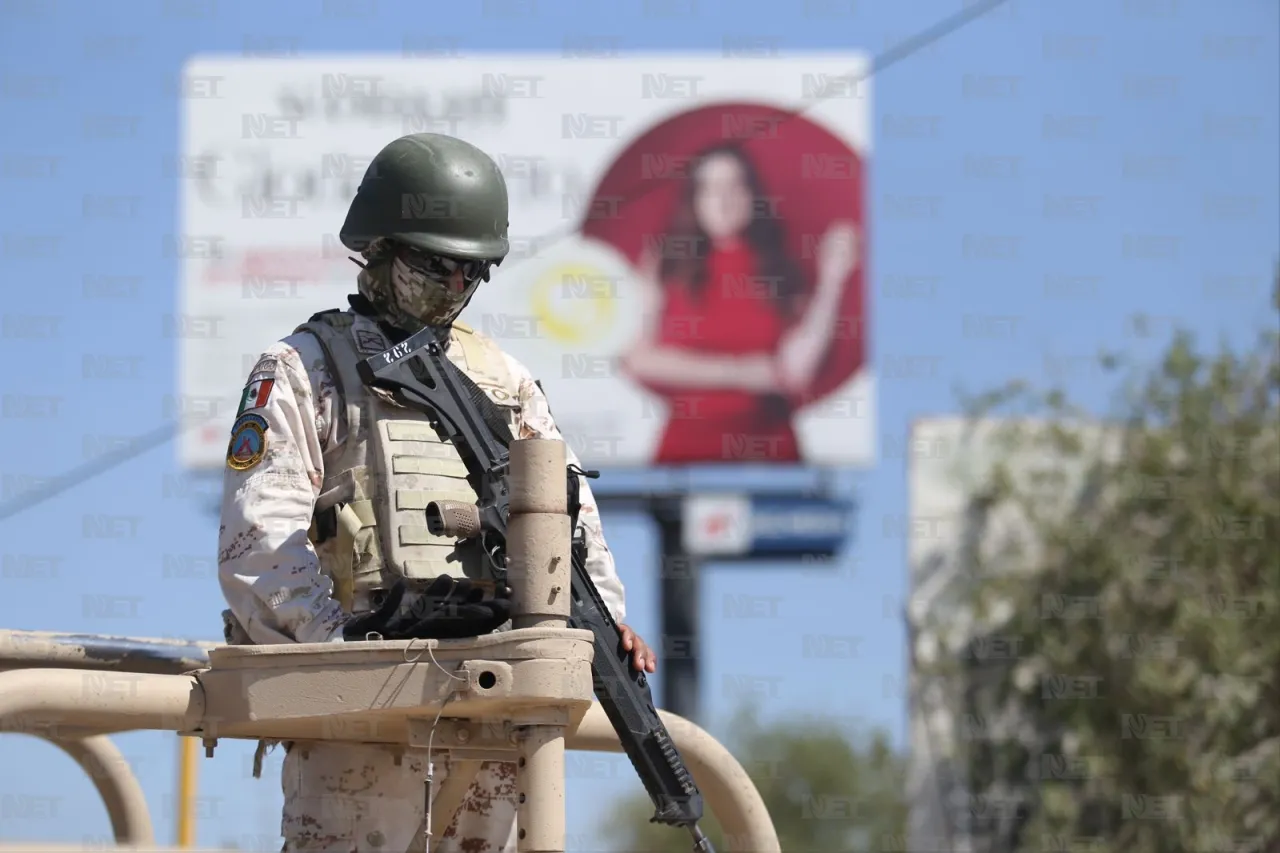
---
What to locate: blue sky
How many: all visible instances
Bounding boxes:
[1,0,1276,849]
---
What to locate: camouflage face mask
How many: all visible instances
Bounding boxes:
[356,238,493,331]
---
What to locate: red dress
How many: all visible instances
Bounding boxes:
[651,244,801,463]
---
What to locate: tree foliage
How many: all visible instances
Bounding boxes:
[607,270,1277,853]
[935,271,1280,853]
[603,706,908,853]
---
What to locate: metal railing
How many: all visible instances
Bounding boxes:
[0,629,780,852]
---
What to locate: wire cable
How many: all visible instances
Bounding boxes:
[494,0,1015,277]
[0,417,215,524]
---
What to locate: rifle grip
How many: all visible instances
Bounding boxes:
[425,500,482,539]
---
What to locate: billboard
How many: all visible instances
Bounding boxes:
[177,52,873,471]
[682,493,852,557]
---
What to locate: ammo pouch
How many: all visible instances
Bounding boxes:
[306,500,377,614]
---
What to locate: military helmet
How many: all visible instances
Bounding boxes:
[339,133,510,261]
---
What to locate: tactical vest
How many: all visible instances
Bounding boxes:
[297,309,519,616]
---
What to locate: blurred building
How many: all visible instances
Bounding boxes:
[906,417,1121,853]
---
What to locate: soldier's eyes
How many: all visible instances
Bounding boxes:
[403,251,489,283]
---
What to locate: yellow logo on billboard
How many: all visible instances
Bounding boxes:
[530,263,616,345]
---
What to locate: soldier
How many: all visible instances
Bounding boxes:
[217,133,658,852]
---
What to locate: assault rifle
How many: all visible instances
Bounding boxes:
[356,326,714,853]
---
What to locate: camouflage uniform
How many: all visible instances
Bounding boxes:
[217,134,627,852]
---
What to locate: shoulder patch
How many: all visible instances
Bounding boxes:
[226,413,268,471]
[248,355,277,378]
[354,328,388,355]
[236,375,275,416]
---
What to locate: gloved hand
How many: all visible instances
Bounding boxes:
[340,579,409,641]
[341,576,512,641]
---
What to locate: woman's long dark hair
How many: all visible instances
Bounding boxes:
[657,143,806,322]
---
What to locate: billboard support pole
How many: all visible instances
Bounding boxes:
[594,483,855,728]
[653,497,702,724]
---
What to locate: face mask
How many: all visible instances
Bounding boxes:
[356,239,494,330]
[389,248,491,326]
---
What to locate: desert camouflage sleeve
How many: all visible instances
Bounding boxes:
[217,333,347,645]
[502,352,628,623]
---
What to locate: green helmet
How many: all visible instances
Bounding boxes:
[339,133,510,261]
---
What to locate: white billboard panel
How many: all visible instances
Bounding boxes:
[178,52,873,471]
[682,494,753,555]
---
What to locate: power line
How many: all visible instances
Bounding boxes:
[499,0,1015,276]
[871,0,1010,77]
[0,418,213,524]
[0,0,1012,526]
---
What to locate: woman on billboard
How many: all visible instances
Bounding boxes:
[617,141,860,464]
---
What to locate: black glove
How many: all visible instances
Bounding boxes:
[340,579,409,641]
[342,576,511,641]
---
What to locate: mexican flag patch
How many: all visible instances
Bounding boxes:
[237,377,274,415]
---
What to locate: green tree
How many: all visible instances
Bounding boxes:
[931,270,1280,852]
[604,706,908,852]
